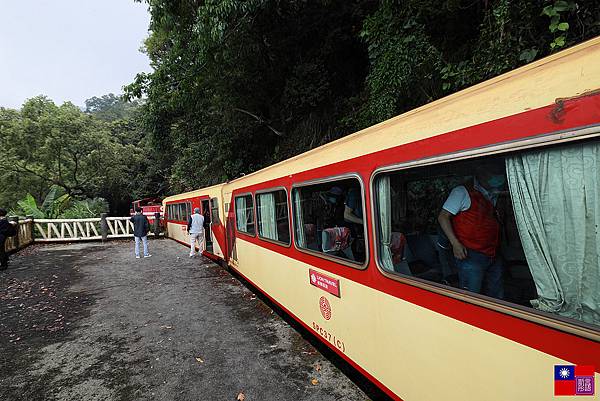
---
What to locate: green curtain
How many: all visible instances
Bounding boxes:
[293,190,306,247]
[506,141,600,326]
[235,196,247,232]
[258,193,278,240]
[377,175,394,271]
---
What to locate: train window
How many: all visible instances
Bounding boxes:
[169,202,190,222]
[211,198,220,224]
[292,177,366,264]
[235,194,255,235]
[256,189,290,245]
[373,140,600,328]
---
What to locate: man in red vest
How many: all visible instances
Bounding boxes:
[438,164,506,298]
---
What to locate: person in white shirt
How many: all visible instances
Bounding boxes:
[187,207,205,257]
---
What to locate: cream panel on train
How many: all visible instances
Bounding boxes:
[232,238,595,401]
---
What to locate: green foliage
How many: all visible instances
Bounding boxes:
[60,198,109,219]
[14,194,46,219]
[0,95,164,215]
[542,0,577,49]
[85,93,140,122]
[12,186,71,219]
[126,0,598,194]
[11,190,108,220]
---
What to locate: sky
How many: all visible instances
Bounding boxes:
[0,0,152,109]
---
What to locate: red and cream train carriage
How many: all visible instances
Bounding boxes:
[164,37,600,400]
[163,184,226,262]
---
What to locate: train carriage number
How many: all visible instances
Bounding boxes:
[312,321,346,353]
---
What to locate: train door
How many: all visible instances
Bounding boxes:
[222,191,237,264]
[201,199,213,253]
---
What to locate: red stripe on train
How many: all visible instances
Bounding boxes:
[229,93,600,369]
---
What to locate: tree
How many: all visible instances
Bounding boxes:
[0,95,163,215]
[0,96,116,197]
[127,0,599,195]
[84,93,140,122]
[127,0,378,192]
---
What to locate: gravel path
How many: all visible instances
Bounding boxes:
[0,240,378,401]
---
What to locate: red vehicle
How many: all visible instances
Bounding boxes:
[130,197,163,224]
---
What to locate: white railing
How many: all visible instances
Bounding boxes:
[106,217,135,238]
[35,218,102,242]
[33,216,162,242]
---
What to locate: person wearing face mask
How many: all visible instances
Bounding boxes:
[437,162,506,298]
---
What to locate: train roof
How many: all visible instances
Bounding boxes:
[163,182,225,203]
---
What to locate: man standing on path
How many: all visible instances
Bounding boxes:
[130,207,151,259]
[0,208,18,271]
[188,207,204,257]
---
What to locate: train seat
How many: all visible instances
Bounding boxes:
[405,233,443,281]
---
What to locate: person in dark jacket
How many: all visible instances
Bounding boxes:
[0,208,18,271]
[130,207,151,259]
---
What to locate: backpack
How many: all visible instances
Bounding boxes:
[321,227,351,253]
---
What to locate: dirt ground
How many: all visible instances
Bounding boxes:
[0,239,385,401]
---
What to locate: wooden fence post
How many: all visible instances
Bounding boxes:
[26,215,34,244]
[153,212,161,239]
[9,216,20,250]
[100,213,108,242]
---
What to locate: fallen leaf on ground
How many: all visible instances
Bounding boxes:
[195,357,204,363]
[315,362,321,372]
[237,391,245,400]
[311,378,318,385]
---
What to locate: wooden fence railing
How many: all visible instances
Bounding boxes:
[4,219,34,253]
[35,218,103,242]
[4,214,163,253]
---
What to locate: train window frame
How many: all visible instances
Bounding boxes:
[175,203,181,221]
[255,187,292,248]
[234,192,256,237]
[291,173,369,270]
[166,201,192,223]
[210,197,220,224]
[369,129,600,342]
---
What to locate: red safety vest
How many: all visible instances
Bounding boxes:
[452,188,500,257]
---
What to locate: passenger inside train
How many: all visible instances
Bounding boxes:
[438,162,506,299]
[375,140,599,327]
[375,155,534,305]
[293,178,366,264]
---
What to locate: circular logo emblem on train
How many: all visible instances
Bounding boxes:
[319,296,332,320]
